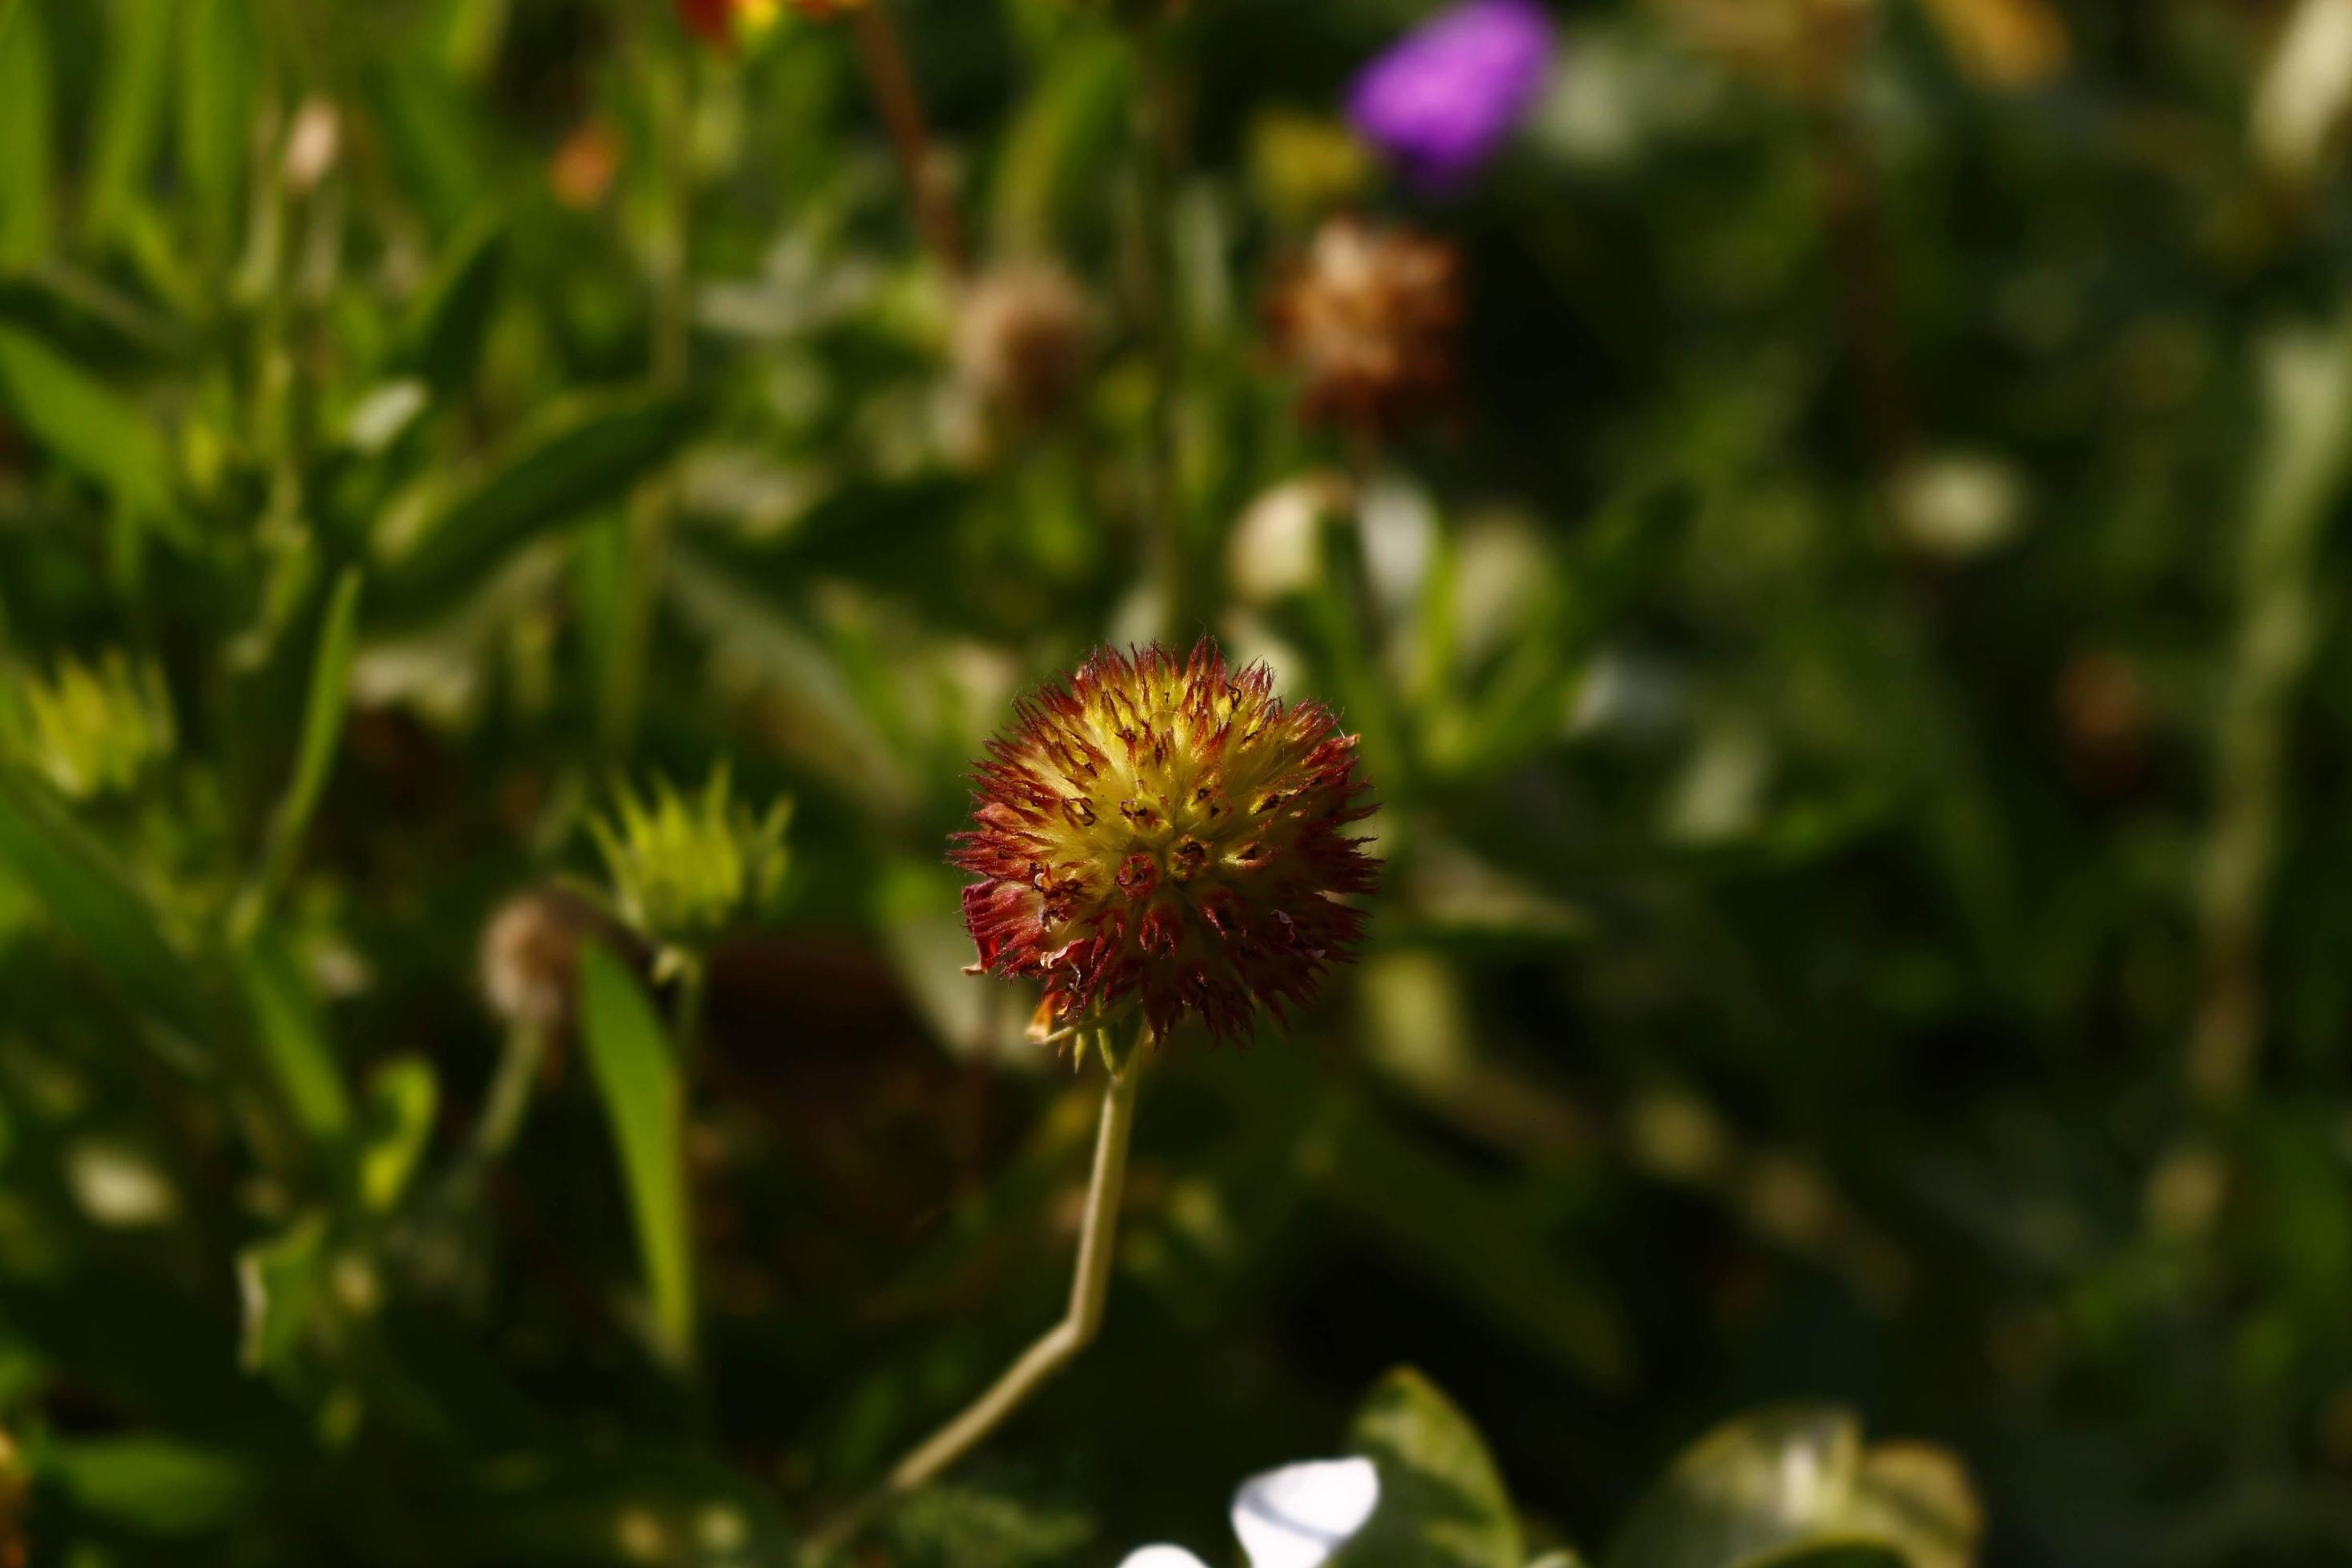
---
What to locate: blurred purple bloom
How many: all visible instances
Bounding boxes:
[1347,0,1556,188]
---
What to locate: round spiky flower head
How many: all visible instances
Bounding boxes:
[954,641,1378,1046]
[1264,217,1462,439]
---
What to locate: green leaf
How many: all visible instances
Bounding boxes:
[578,943,695,1367]
[358,1055,438,1213]
[234,924,354,1146]
[665,547,917,822]
[0,0,53,267]
[178,0,258,264]
[86,0,175,244]
[0,265,186,371]
[990,37,1134,254]
[1314,1101,1630,1389]
[373,392,694,629]
[396,222,506,395]
[0,770,206,1046]
[364,60,489,232]
[236,1210,330,1378]
[1840,1446,1982,1568]
[1606,1407,1862,1568]
[41,1437,259,1536]
[1731,1549,1906,1568]
[1334,1368,1521,1568]
[881,1481,1096,1568]
[235,570,364,935]
[0,326,172,513]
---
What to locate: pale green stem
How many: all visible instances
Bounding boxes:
[810,1041,1145,1556]
[436,1024,546,1206]
[472,1022,546,1167]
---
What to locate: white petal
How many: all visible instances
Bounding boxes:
[1119,1549,1214,1568]
[1230,1456,1381,1568]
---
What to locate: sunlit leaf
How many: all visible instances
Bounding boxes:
[1842,1446,1982,1568]
[1607,1407,1861,1568]
[1334,1369,1520,1568]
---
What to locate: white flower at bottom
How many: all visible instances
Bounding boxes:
[1118,1456,1380,1568]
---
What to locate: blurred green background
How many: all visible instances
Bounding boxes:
[5,0,2352,1562]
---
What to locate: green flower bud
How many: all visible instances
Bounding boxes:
[590,768,791,955]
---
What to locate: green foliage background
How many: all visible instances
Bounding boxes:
[2,0,2350,1562]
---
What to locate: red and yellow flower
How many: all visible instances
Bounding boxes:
[954,642,1378,1044]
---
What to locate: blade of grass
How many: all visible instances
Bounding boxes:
[234,922,354,1148]
[233,570,363,938]
[372,392,694,630]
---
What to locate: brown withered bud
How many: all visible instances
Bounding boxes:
[480,887,612,1034]
[1264,217,1462,439]
[954,261,1097,424]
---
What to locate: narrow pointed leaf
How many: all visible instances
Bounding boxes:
[578,944,695,1367]
[373,392,694,628]
[0,771,205,1046]
[236,570,364,934]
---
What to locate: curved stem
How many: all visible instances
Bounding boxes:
[810,1042,1145,1556]
[471,1023,547,1170]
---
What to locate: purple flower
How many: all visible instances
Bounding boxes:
[1346,0,1556,189]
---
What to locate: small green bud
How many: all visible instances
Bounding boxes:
[590,767,791,955]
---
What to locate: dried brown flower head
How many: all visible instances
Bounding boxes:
[954,641,1378,1043]
[1264,217,1462,438]
[481,887,606,1034]
[954,262,1096,423]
